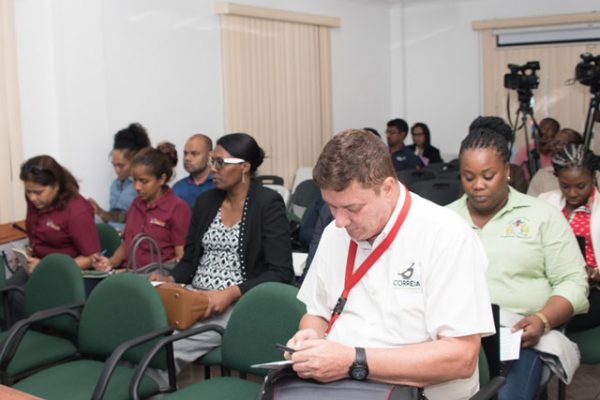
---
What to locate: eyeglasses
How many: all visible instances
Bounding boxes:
[208,156,246,170]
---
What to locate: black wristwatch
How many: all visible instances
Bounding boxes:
[348,347,369,380]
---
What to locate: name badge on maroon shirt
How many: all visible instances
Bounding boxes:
[46,220,61,231]
[150,218,166,227]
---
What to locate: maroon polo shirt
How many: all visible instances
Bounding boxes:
[122,188,191,268]
[26,194,100,258]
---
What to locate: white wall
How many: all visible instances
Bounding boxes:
[13,0,392,210]
[391,0,600,159]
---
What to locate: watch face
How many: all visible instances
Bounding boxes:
[350,364,369,380]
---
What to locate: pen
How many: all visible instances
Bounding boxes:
[275,343,296,353]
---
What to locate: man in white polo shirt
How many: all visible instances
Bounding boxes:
[286,129,495,400]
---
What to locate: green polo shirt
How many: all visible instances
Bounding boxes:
[448,188,589,316]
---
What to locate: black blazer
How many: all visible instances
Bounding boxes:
[170,180,294,294]
[406,144,443,164]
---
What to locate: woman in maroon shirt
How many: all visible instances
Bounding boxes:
[8,155,101,317]
[91,142,191,271]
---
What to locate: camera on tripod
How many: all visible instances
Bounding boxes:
[575,53,600,89]
[504,61,540,91]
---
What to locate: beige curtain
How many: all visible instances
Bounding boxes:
[475,14,600,151]
[0,0,25,223]
[218,4,336,187]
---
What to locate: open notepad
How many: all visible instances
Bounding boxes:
[12,248,30,268]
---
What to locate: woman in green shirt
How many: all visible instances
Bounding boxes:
[447,121,588,400]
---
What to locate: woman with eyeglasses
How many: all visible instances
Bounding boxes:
[148,132,294,371]
[88,122,150,231]
[8,155,101,316]
[539,144,600,333]
[91,142,191,271]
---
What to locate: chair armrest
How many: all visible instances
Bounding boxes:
[129,324,225,400]
[0,285,25,296]
[468,376,506,400]
[91,326,174,400]
[0,303,84,371]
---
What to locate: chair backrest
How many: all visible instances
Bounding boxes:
[0,255,7,326]
[78,273,168,369]
[291,167,313,193]
[436,169,461,181]
[396,169,436,187]
[478,347,490,386]
[422,162,459,176]
[256,175,284,186]
[221,282,306,376]
[23,253,86,334]
[264,184,291,207]
[410,179,462,206]
[481,304,501,379]
[289,179,320,220]
[96,223,122,257]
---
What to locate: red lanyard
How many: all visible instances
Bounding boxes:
[325,189,412,335]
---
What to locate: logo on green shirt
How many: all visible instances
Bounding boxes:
[504,217,531,238]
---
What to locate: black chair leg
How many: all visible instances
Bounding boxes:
[558,380,566,400]
[204,365,211,380]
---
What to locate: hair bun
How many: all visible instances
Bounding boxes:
[156,142,178,168]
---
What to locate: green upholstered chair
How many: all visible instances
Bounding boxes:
[0,256,8,330]
[568,325,600,364]
[83,224,123,296]
[95,223,122,257]
[130,282,306,400]
[12,273,174,400]
[195,346,225,379]
[556,325,600,399]
[478,347,490,387]
[0,254,85,384]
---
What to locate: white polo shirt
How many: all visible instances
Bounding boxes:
[298,184,495,400]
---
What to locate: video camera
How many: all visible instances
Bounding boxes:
[504,61,540,91]
[575,53,600,90]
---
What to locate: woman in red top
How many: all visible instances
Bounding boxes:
[8,155,101,317]
[92,142,191,271]
[539,144,600,331]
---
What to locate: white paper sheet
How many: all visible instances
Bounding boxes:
[500,327,522,361]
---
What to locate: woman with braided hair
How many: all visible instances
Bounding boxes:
[539,144,600,332]
[448,126,588,400]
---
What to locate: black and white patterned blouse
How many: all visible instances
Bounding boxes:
[192,210,243,290]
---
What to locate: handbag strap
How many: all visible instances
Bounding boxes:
[126,233,163,274]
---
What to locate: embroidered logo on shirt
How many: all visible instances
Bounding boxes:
[503,217,530,238]
[150,218,166,227]
[393,262,421,289]
[46,220,61,231]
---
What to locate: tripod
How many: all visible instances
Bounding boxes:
[512,88,541,178]
[582,87,600,152]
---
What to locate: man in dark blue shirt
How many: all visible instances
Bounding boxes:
[173,134,215,208]
[386,118,423,171]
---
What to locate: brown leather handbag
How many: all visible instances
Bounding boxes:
[156,283,209,330]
